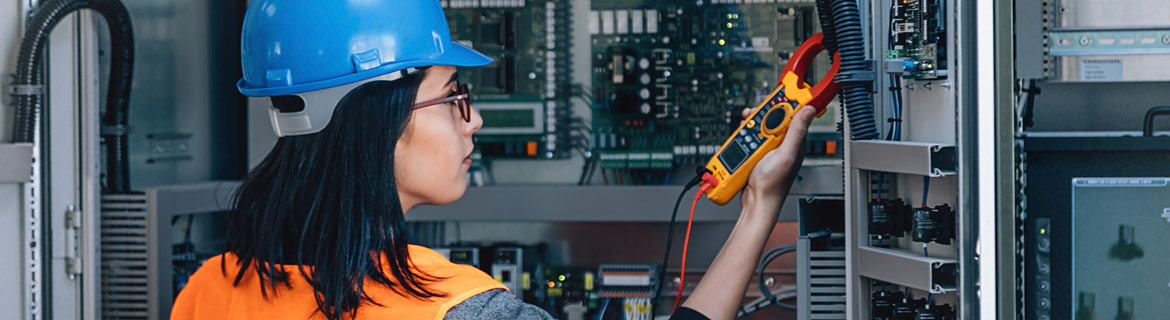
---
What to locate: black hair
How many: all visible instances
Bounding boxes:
[224,69,444,320]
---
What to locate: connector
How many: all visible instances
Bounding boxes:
[698,172,719,194]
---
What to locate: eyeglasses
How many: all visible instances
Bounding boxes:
[412,84,472,122]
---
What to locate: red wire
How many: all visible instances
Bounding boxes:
[602,169,609,185]
[674,190,704,312]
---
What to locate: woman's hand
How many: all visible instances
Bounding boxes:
[739,106,817,212]
[679,105,818,320]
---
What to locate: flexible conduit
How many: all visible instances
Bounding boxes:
[830,0,880,140]
[11,0,135,192]
[815,0,838,55]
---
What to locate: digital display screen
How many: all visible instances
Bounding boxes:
[480,109,536,128]
[719,142,749,172]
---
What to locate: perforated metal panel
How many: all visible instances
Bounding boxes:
[797,237,846,320]
[100,193,152,320]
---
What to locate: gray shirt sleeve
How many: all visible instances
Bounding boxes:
[444,289,556,320]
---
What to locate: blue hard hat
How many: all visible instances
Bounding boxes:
[237,0,492,97]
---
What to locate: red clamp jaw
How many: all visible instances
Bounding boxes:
[780,33,842,113]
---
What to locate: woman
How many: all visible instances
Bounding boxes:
[171,1,816,320]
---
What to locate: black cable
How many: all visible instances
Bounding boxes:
[577,150,597,186]
[183,214,194,244]
[757,245,797,309]
[11,0,136,193]
[1021,79,1040,129]
[831,0,880,140]
[651,170,707,316]
[815,0,838,54]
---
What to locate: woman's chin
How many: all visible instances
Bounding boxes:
[426,183,467,206]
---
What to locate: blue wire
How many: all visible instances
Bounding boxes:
[923,244,929,257]
[887,74,903,142]
[922,176,930,207]
[877,172,884,199]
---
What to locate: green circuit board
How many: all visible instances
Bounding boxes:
[444,0,573,159]
[588,1,839,170]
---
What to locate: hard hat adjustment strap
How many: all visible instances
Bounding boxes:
[267,70,418,137]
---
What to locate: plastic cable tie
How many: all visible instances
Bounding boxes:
[10,84,44,96]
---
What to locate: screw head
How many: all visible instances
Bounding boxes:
[1079,36,1092,46]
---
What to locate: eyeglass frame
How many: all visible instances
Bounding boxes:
[412,84,472,122]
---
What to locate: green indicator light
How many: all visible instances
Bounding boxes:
[718,39,726,46]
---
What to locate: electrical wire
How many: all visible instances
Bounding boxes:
[921,176,930,208]
[12,0,137,193]
[651,174,707,316]
[674,190,703,312]
[757,244,797,309]
[736,288,798,319]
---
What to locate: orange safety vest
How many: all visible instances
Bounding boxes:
[171,245,507,320]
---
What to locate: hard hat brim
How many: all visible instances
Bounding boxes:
[238,42,493,97]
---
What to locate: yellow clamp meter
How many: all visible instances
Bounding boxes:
[702,33,842,205]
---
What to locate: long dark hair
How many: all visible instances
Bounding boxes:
[224,70,444,320]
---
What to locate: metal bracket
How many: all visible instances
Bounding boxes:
[9,84,45,96]
[1048,27,1170,56]
[100,124,127,136]
[850,141,957,177]
[65,205,82,278]
[857,247,957,293]
[834,60,877,83]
